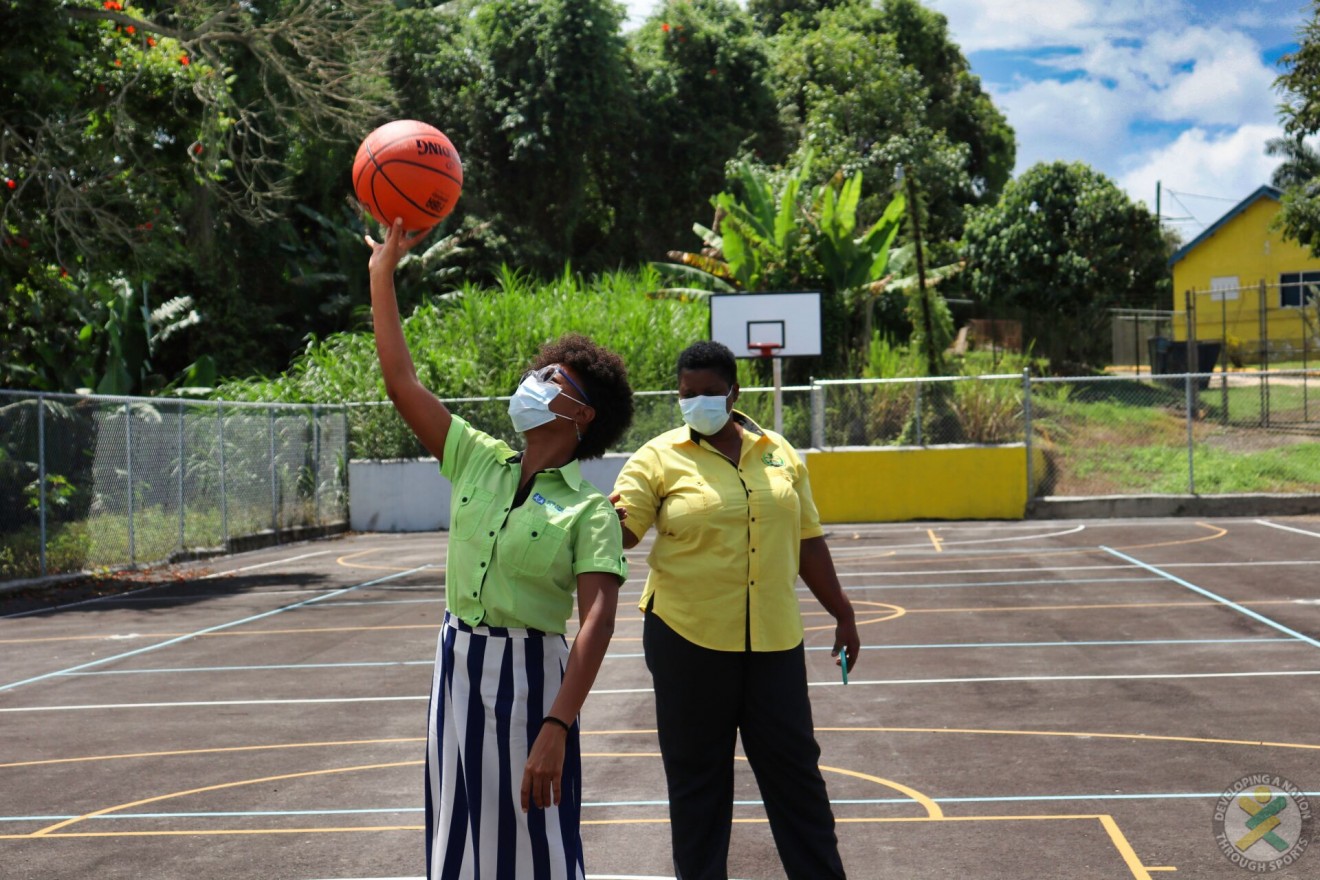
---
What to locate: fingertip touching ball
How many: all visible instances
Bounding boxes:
[352,120,463,232]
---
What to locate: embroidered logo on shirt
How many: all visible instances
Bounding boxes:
[761,452,784,467]
[532,492,565,512]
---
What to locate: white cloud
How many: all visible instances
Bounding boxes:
[992,77,1134,170]
[927,0,1186,52]
[1117,124,1282,229]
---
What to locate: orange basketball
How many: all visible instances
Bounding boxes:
[352,120,463,232]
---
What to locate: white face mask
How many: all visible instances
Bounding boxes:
[679,391,732,436]
[508,370,586,436]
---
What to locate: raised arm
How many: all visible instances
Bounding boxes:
[366,219,452,462]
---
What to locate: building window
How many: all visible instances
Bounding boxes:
[1280,271,1320,308]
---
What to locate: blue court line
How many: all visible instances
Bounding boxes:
[51,638,1298,677]
[0,566,430,694]
[1101,546,1320,650]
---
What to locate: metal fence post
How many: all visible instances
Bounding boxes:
[810,382,825,449]
[218,401,228,545]
[269,407,279,537]
[38,395,47,578]
[1022,369,1035,500]
[1185,372,1196,494]
[914,381,924,446]
[312,405,320,524]
[125,402,135,566]
[177,406,186,554]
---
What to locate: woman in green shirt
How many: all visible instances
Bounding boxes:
[366,219,634,880]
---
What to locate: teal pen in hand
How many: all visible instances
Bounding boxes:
[840,651,848,685]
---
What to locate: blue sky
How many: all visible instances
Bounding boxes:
[620,0,1308,239]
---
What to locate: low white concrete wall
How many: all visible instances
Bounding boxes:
[349,455,630,532]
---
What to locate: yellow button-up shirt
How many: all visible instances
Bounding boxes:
[441,416,627,633]
[613,412,824,652]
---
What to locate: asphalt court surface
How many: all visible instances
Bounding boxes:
[2,516,1320,879]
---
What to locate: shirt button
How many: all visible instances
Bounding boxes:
[471,591,478,597]
[531,531,539,538]
[751,548,756,552]
[489,531,495,537]
[480,562,486,568]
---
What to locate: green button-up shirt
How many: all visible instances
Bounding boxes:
[440,416,627,632]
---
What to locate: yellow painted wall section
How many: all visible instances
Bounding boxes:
[802,445,1039,523]
[1172,196,1320,348]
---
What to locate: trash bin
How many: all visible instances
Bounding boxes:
[1147,337,1220,389]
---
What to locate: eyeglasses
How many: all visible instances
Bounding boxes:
[523,364,592,405]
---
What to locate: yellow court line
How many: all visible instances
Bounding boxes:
[28,761,421,838]
[0,738,422,770]
[334,548,427,573]
[5,813,1166,878]
[856,522,1228,567]
[926,529,944,552]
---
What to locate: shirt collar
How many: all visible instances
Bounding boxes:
[504,451,584,491]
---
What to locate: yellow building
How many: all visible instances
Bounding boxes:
[1168,184,1319,363]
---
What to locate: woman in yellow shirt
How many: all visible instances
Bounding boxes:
[613,340,860,880]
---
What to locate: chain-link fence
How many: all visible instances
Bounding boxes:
[812,370,1319,498]
[348,370,1319,501]
[1,391,349,582]
[8,369,1316,582]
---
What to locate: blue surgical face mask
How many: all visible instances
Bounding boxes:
[679,391,732,436]
[508,369,588,436]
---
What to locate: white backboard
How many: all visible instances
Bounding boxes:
[709,291,822,358]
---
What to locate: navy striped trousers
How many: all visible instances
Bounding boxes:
[425,612,585,880]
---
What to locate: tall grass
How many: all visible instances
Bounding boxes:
[217,266,708,456]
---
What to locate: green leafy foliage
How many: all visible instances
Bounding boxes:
[962,161,1172,369]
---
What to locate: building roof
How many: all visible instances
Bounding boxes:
[1167,184,1283,268]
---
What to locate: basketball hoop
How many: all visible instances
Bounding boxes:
[748,342,783,359]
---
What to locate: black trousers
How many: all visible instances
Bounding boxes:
[643,611,847,880]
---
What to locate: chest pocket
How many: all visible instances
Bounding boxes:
[660,480,721,532]
[508,518,570,576]
[451,487,495,541]
[767,469,799,513]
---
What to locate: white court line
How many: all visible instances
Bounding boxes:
[1,584,161,620]
[825,560,1320,579]
[1101,546,1320,650]
[0,566,429,693]
[11,668,1320,711]
[201,550,335,578]
[845,525,1087,552]
[1256,518,1320,539]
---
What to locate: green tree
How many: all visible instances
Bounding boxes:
[766,2,1008,252]
[962,161,1171,369]
[628,0,786,259]
[1273,2,1320,255]
[1,0,393,391]
[874,0,1015,204]
[657,155,906,373]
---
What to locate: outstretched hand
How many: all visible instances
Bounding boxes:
[365,218,431,277]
